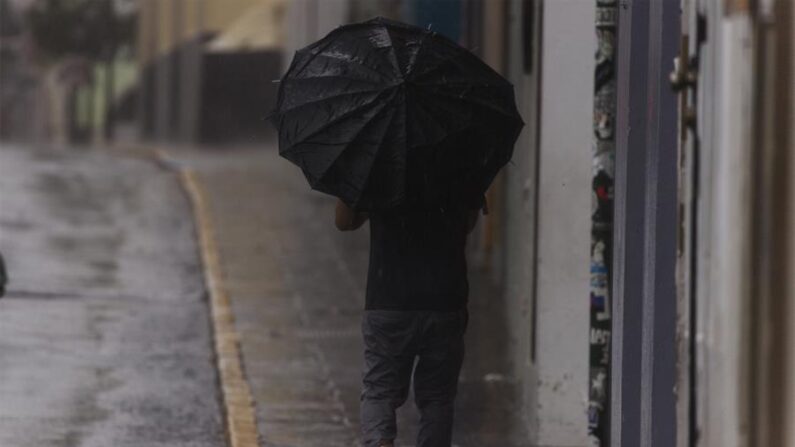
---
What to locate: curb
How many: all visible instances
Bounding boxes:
[180,169,260,447]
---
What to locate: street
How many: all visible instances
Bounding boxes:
[0,146,224,447]
[0,144,529,447]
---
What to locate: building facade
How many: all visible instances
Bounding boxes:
[137,0,285,143]
[136,1,795,445]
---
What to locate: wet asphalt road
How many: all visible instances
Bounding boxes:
[0,147,224,447]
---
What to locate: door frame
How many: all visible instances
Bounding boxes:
[610,0,681,445]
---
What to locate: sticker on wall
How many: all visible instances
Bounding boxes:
[589,0,617,445]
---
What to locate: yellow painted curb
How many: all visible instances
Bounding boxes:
[180,169,260,447]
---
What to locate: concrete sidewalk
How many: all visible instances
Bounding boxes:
[178,146,530,447]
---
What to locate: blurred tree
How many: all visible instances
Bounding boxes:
[27,0,137,139]
[29,0,106,61]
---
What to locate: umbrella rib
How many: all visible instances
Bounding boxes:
[281,88,396,155]
[312,97,398,191]
[410,95,472,146]
[381,26,405,81]
[418,87,522,121]
[414,40,507,82]
[276,87,384,116]
[283,74,382,84]
[290,37,337,78]
[409,50,468,81]
[412,78,511,89]
[343,107,401,207]
[281,75,383,88]
[354,106,401,200]
[405,29,431,78]
[409,47,503,86]
[299,50,393,83]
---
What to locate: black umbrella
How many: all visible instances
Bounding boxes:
[271,17,524,211]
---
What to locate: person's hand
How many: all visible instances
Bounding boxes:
[335,199,369,231]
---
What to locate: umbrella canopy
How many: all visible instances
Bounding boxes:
[271,17,524,211]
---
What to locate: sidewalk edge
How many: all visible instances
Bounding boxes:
[179,168,260,447]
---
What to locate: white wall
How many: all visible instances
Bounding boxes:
[501,0,595,443]
[532,1,594,444]
[501,0,542,437]
[692,4,756,445]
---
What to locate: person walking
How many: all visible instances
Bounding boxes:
[335,197,483,447]
[271,17,522,447]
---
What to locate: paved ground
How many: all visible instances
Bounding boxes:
[0,146,225,447]
[0,143,530,447]
[177,145,531,447]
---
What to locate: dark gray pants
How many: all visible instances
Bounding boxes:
[360,309,467,447]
